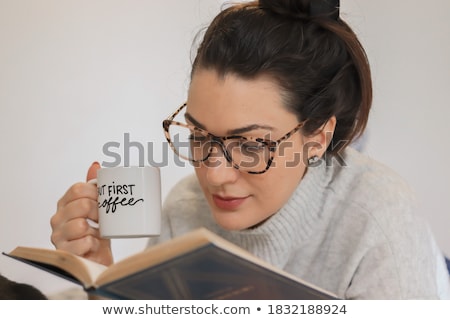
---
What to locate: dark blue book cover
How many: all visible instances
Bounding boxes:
[4,228,336,300]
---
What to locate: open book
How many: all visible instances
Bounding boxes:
[3,228,336,300]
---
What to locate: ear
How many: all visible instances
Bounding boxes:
[303,116,336,159]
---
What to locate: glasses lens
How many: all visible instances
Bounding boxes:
[225,138,271,173]
[167,123,272,173]
[167,124,211,162]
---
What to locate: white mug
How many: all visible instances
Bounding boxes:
[90,166,161,238]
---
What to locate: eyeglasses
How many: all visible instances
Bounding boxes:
[162,103,305,174]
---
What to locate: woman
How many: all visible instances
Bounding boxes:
[50,0,450,299]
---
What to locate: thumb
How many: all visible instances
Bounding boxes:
[86,161,101,182]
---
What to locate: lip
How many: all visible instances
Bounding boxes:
[212,194,249,211]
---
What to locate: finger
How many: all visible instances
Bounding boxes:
[83,243,112,266]
[86,161,101,182]
[53,197,97,235]
[57,235,101,257]
[51,214,99,245]
[60,197,99,224]
[56,182,98,210]
[51,213,103,249]
[61,215,99,239]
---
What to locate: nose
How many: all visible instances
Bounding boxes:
[204,144,240,186]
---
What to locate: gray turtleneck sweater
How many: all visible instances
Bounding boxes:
[149,148,450,299]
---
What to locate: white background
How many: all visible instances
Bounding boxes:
[0,0,449,296]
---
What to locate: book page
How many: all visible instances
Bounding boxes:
[94,229,214,286]
[77,256,109,284]
[6,246,108,287]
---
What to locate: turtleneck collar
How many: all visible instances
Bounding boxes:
[219,157,334,268]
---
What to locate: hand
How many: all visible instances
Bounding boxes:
[50,162,113,266]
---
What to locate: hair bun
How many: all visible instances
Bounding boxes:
[310,0,340,20]
[259,0,340,21]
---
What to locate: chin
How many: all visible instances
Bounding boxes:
[212,209,266,231]
[212,211,251,231]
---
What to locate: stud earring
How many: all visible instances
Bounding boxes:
[308,155,320,166]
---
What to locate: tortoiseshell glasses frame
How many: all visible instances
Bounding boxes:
[162,103,305,174]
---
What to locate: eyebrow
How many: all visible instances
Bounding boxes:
[185,112,274,135]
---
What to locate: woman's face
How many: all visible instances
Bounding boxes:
[186,69,311,230]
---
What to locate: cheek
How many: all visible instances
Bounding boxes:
[275,138,308,168]
[251,164,305,211]
[193,166,207,186]
[256,144,306,204]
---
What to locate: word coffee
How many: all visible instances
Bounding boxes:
[97,181,144,214]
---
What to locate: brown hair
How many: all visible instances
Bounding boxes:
[191,0,372,154]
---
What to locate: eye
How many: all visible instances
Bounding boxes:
[188,130,208,142]
[239,140,267,155]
